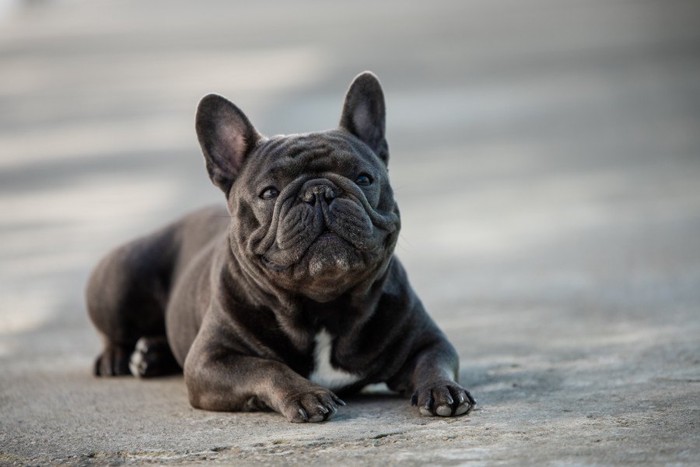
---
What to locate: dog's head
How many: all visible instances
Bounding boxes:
[196,72,400,302]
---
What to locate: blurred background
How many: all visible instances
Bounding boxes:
[1,0,699,463]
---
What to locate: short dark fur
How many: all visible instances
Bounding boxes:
[86,72,474,422]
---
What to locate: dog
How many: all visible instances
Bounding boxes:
[86,72,474,422]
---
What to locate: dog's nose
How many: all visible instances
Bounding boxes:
[302,183,336,204]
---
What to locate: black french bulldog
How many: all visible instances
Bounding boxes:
[86,72,474,422]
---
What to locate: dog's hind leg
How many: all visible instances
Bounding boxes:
[86,233,175,377]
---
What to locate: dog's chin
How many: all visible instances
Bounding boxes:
[304,233,364,278]
[262,233,371,301]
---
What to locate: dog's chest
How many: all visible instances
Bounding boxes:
[308,329,362,390]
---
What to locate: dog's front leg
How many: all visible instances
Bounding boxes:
[183,332,344,423]
[390,331,475,417]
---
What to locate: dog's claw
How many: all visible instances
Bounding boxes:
[299,408,309,421]
[332,394,346,406]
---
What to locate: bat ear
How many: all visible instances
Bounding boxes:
[196,94,261,195]
[339,71,389,164]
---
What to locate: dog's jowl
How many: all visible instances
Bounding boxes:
[86,72,475,422]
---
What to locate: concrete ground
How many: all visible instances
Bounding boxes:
[1,0,699,465]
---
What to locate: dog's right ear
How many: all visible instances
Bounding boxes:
[196,94,261,195]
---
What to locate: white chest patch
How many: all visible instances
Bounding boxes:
[309,329,362,390]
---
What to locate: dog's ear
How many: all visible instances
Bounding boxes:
[196,94,261,195]
[339,71,389,164]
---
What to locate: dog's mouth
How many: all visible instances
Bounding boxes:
[260,254,288,273]
[259,229,371,302]
[261,230,360,275]
[314,230,343,243]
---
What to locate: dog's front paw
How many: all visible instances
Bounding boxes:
[280,388,346,423]
[411,381,475,417]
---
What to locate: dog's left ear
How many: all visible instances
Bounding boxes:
[339,71,389,164]
[196,94,261,195]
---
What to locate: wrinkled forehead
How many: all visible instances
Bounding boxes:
[245,130,384,179]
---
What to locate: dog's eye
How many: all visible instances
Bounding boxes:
[355,173,373,186]
[260,187,279,200]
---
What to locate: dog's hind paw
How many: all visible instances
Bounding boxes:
[128,336,181,378]
[94,344,132,376]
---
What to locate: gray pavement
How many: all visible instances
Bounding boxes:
[1,0,700,465]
